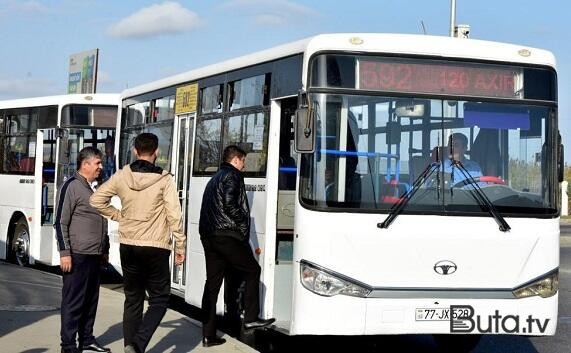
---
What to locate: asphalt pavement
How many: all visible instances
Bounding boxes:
[0,261,257,353]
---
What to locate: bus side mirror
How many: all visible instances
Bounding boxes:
[294,107,315,153]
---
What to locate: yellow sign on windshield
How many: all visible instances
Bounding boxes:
[175,83,198,114]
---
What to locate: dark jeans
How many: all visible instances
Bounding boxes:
[201,236,261,337]
[120,244,171,353]
[61,253,102,349]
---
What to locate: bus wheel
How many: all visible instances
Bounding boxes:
[432,334,482,352]
[11,219,30,266]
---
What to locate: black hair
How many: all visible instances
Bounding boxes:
[134,133,159,155]
[223,145,246,163]
[77,146,103,169]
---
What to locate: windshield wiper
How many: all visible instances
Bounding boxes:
[451,160,511,232]
[378,161,440,229]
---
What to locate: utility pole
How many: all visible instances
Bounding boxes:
[449,0,456,37]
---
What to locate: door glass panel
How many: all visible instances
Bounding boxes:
[177,119,187,193]
[58,129,84,185]
[42,130,57,225]
[145,123,173,172]
[173,116,192,287]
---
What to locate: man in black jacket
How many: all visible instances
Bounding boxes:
[199,145,275,347]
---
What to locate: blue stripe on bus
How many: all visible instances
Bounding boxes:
[279,167,297,173]
[54,177,75,252]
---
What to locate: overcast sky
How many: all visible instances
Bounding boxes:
[0,0,569,159]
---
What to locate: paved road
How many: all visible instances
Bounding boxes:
[0,261,257,353]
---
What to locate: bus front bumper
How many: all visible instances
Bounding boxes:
[290,290,558,336]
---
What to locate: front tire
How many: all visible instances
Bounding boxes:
[11,219,30,266]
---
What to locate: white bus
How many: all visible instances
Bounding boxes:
[0,94,119,266]
[114,33,562,347]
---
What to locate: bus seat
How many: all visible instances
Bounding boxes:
[19,157,35,173]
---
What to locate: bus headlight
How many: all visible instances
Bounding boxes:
[512,270,558,299]
[300,260,371,297]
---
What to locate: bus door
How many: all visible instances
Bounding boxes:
[270,97,298,326]
[31,128,58,264]
[172,113,195,293]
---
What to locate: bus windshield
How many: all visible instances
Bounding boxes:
[299,93,557,216]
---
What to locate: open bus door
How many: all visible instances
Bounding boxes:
[172,113,195,294]
[27,128,58,265]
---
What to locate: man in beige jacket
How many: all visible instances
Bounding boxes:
[90,133,185,353]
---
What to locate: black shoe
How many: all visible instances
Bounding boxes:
[81,340,111,352]
[202,336,226,347]
[61,348,80,353]
[243,317,276,330]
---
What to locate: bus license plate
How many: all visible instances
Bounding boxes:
[415,308,450,321]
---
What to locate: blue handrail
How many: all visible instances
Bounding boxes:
[320,149,398,159]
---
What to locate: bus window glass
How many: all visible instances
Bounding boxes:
[38,106,58,129]
[3,135,35,174]
[8,109,37,132]
[229,75,266,111]
[201,85,223,114]
[92,106,117,127]
[41,129,57,224]
[82,129,115,181]
[119,128,143,168]
[150,96,175,123]
[503,109,546,195]
[194,118,221,173]
[224,112,269,174]
[62,105,117,128]
[127,102,149,126]
[145,124,173,171]
[43,131,56,165]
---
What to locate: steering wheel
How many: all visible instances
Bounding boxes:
[452,176,506,188]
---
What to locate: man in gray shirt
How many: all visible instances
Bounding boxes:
[54,147,111,353]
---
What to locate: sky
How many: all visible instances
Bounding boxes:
[0,0,570,160]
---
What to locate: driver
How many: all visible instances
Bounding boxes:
[444,133,482,184]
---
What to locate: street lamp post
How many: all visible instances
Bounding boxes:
[449,0,457,37]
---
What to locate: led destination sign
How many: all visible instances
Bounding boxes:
[359,59,523,99]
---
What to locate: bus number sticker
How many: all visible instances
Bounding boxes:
[175,83,198,114]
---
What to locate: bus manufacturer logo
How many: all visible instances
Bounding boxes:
[434,260,457,275]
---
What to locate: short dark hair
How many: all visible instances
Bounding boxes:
[223,145,246,163]
[77,146,103,169]
[134,133,159,155]
[448,133,468,149]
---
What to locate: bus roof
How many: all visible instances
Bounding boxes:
[122,33,556,99]
[0,93,120,110]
